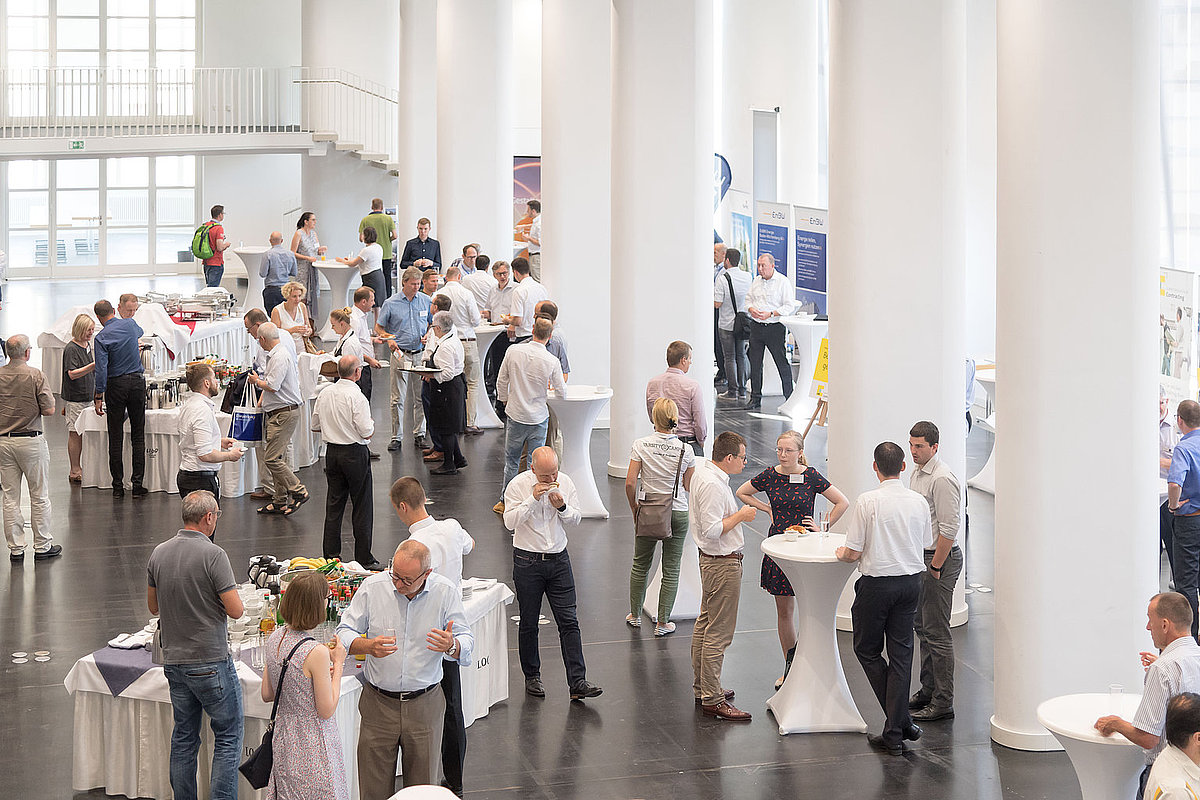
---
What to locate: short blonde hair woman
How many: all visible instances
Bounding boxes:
[271,280,312,354]
[63,314,96,482]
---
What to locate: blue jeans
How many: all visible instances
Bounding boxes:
[164,656,244,800]
[501,418,548,501]
[203,264,224,288]
[513,548,587,686]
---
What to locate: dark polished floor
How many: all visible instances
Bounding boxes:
[0,279,1080,799]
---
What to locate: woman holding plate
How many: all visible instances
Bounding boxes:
[736,430,849,688]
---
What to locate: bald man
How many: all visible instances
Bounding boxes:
[261,231,298,313]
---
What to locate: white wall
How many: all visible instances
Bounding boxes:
[201,0,301,68]
[200,153,302,271]
[965,0,997,360]
[512,0,543,156]
[300,0,399,91]
[301,150,397,261]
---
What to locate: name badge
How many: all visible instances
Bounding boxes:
[789,472,804,484]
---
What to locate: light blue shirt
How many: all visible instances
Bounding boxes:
[1169,429,1200,515]
[260,243,297,287]
[377,291,432,352]
[260,343,302,410]
[336,571,473,692]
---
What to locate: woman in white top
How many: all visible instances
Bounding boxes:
[272,280,312,354]
[328,307,365,365]
[624,397,696,636]
[337,226,386,311]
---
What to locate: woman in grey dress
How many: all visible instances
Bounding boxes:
[290,211,326,320]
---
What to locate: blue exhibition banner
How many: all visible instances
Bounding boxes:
[754,201,790,276]
[793,205,828,314]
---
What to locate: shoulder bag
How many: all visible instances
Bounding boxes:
[230,378,264,443]
[634,441,686,540]
[725,272,752,340]
[239,635,315,789]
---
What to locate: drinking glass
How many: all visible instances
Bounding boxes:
[1109,683,1124,713]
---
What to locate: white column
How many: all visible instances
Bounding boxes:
[719,0,821,205]
[826,0,968,620]
[608,0,714,476]
[541,0,611,388]
[436,0,514,261]
[398,0,438,232]
[990,0,1159,751]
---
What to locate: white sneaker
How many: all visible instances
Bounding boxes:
[654,621,676,637]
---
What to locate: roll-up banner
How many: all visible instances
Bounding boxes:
[728,190,753,271]
[1161,267,1199,410]
[754,201,790,275]
[793,205,828,314]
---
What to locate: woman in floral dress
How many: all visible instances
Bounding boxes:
[261,570,348,800]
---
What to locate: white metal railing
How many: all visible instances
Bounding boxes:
[0,66,397,162]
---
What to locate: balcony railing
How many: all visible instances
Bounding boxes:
[0,66,397,162]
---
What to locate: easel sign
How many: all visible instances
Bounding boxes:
[804,337,830,438]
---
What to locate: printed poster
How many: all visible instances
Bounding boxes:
[754,201,790,276]
[513,156,541,259]
[1161,268,1199,411]
[793,205,828,315]
[728,190,753,272]
[810,337,829,399]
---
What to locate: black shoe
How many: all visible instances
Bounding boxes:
[912,706,954,722]
[909,692,932,710]
[112,486,125,499]
[430,466,458,475]
[369,451,381,460]
[388,439,402,452]
[744,399,762,410]
[903,723,923,741]
[569,681,603,700]
[868,734,905,756]
[465,426,483,436]
[719,390,740,400]
[34,545,62,561]
[359,560,385,571]
[455,460,468,469]
[9,550,24,562]
[131,485,149,498]
[414,434,427,448]
[440,780,465,798]
[525,678,545,697]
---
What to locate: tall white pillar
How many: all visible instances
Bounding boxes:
[609,0,714,476]
[541,0,612,389]
[436,0,514,261]
[398,0,438,233]
[826,1,968,627]
[990,0,1159,751]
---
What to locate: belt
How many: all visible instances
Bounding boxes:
[458,336,476,342]
[0,430,42,437]
[400,348,423,354]
[679,435,699,442]
[514,547,567,561]
[265,404,300,415]
[924,546,961,554]
[700,551,743,560]
[369,682,438,702]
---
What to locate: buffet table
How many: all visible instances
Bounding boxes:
[65,581,515,800]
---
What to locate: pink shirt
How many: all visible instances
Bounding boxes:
[645,367,707,444]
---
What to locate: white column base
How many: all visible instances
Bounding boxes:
[989,716,1062,752]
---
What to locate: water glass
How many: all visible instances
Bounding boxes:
[250,634,266,670]
[1109,683,1124,713]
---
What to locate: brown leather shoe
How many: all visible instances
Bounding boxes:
[701,700,752,721]
[423,451,444,462]
[249,490,271,500]
[695,689,735,706]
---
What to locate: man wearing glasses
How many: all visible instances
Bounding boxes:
[689,431,756,721]
[336,540,473,796]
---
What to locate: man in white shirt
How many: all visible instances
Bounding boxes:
[311,355,379,569]
[690,432,757,721]
[242,308,297,499]
[494,318,567,513]
[907,421,964,723]
[1095,592,1200,797]
[509,257,549,341]
[350,286,384,403]
[247,322,307,515]
[525,200,542,280]
[744,253,797,410]
[503,446,603,701]
[714,248,752,400]
[462,254,498,313]
[1145,692,1200,800]
[837,441,933,755]
[392,476,475,796]
[176,363,243,498]
[435,266,484,434]
[482,260,518,414]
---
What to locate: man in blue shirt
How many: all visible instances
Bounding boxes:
[376,267,432,452]
[259,231,297,312]
[1169,399,1200,639]
[336,539,473,796]
[93,294,146,499]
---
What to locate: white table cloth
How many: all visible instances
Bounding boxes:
[315,262,362,340]
[234,246,270,314]
[547,385,612,519]
[969,370,997,494]
[473,324,506,429]
[1037,693,1146,800]
[776,315,828,421]
[65,582,515,800]
[761,533,868,735]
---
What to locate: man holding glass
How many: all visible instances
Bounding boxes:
[337,540,473,797]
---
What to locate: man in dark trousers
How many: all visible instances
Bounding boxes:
[93,294,147,499]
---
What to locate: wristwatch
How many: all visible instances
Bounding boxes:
[446,639,459,657]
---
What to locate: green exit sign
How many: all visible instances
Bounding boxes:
[70,140,85,150]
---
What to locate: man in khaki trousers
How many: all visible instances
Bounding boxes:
[247,323,307,514]
[689,431,756,721]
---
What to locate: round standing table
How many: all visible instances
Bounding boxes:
[233,245,269,313]
[1037,693,1146,800]
[761,533,868,735]
[776,315,828,422]
[315,261,361,340]
[547,385,612,519]
[472,323,506,429]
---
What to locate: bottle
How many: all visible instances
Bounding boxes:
[355,633,367,669]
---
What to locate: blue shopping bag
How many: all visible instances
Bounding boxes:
[231,380,264,443]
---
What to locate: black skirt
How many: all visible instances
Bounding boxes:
[427,373,467,434]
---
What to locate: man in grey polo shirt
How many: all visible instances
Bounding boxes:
[148,490,245,800]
